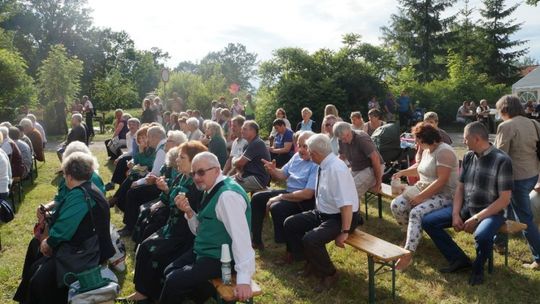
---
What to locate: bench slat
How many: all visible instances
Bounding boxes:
[345,229,410,262]
[211,278,262,302]
[499,220,527,234]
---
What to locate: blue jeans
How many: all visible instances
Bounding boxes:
[422,206,505,274]
[508,175,540,262]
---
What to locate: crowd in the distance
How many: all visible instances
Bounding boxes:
[4,92,540,304]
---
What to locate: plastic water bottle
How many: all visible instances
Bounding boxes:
[220,244,232,285]
[391,178,402,195]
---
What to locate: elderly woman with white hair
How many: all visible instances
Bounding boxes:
[0,126,26,179]
[20,117,45,162]
[13,146,109,303]
[26,113,47,148]
[186,117,203,141]
[204,121,227,168]
[0,131,12,202]
[296,107,318,132]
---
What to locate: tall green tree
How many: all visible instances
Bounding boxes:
[479,0,528,84]
[37,44,83,104]
[93,68,139,110]
[0,48,36,112]
[382,0,456,82]
[199,43,257,91]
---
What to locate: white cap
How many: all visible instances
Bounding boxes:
[220,244,232,262]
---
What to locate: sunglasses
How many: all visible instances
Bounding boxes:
[190,167,217,178]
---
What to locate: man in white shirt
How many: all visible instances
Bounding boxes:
[162,152,255,303]
[283,134,360,292]
[223,115,247,175]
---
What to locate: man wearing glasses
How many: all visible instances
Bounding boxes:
[162,152,255,303]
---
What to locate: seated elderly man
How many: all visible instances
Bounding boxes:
[160,152,255,303]
[20,118,45,162]
[26,113,47,148]
[233,120,271,192]
[56,113,87,161]
[422,122,513,285]
[283,134,360,292]
[269,118,294,168]
[251,131,318,250]
[333,122,384,197]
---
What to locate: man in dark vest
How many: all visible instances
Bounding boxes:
[159,152,255,303]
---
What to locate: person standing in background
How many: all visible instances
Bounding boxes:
[82,95,95,139]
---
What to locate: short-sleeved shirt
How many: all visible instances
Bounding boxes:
[417,143,458,198]
[281,153,318,192]
[241,136,271,186]
[397,96,410,113]
[459,145,513,217]
[274,128,294,156]
[384,99,396,113]
[339,131,383,172]
[231,138,248,158]
[316,153,359,214]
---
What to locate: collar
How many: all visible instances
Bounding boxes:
[157,138,167,149]
[207,174,226,192]
[475,144,494,157]
[319,153,336,169]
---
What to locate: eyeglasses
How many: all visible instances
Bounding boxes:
[190,167,217,177]
[325,123,334,127]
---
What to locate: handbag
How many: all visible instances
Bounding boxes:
[55,187,101,287]
[533,120,540,162]
[0,199,14,223]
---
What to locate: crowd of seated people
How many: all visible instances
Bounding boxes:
[6,92,540,304]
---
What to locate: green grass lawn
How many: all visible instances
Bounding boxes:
[1,147,539,303]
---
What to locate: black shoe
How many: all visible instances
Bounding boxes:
[105,182,115,191]
[468,273,484,286]
[439,259,472,273]
[252,242,265,251]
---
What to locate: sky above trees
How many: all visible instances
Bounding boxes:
[87,0,540,66]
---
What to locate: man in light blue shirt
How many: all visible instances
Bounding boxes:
[251,131,318,251]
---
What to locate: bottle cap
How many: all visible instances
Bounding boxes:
[220,244,232,262]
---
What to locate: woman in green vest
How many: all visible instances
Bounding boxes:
[120,141,207,303]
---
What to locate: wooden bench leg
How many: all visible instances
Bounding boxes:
[391,260,396,300]
[367,255,375,304]
[504,236,509,267]
[364,193,369,221]
[488,248,494,274]
[377,194,383,219]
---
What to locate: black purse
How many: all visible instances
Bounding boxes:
[533,120,540,161]
[54,187,100,287]
[0,199,14,223]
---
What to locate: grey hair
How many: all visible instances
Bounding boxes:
[186,117,199,129]
[128,117,140,125]
[306,134,332,156]
[167,130,188,146]
[464,121,489,141]
[63,141,99,171]
[297,130,315,141]
[301,107,312,115]
[61,151,94,181]
[122,113,132,120]
[0,121,12,128]
[496,94,525,118]
[19,118,34,130]
[423,111,439,123]
[205,121,224,139]
[192,151,221,170]
[72,113,83,122]
[26,114,37,124]
[333,121,352,138]
[147,125,166,140]
[0,126,8,140]
[165,146,181,167]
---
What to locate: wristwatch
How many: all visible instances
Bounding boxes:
[341,229,350,234]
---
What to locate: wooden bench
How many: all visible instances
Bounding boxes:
[364,183,397,220]
[211,277,262,304]
[93,112,106,134]
[487,220,528,273]
[345,229,410,303]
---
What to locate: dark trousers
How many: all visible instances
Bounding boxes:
[251,189,287,244]
[14,238,42,302]
[283,209,359,277]
[85,112,94,137]
[399,111,410,130]
[270,152,292,168]
[123,184,161,231]
[160,250,221,304]
[114,177,134,212]
[111,156,131,184]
